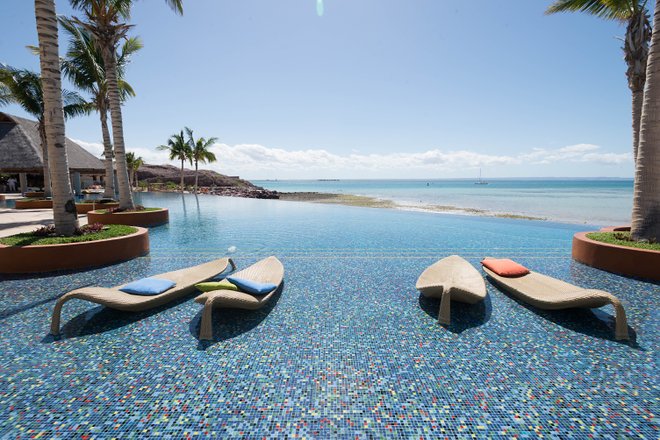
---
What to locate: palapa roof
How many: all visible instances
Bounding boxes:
[0,112,104,173]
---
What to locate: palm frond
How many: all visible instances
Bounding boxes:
[164,0,184,15]
[193,136,219,164]
[0,65,43,118]
[546,0,636,20]
[158,130,193,163]
[62,89,93,119]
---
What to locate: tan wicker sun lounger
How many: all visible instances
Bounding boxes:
[416,255,487,325]
[50,258,235,336]
[482,263,629,340]
[195,256,284,340]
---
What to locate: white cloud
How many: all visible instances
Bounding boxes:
[73,139,170,165]
[72,138,632,178]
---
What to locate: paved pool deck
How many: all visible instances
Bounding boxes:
[0,194,87,238]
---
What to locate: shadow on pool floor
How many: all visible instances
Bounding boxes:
[489,286,642,349]
[418,293,492,333]
[191,284,284,350]
[41,293,198,343]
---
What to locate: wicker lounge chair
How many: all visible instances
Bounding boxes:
[482,260,629,340]
[195,256,284,340]
[416,255,487,325]
[50,258,235,336]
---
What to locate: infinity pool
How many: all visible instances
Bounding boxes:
[0,193,657,438]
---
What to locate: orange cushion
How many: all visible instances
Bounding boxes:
[481,258,530,277]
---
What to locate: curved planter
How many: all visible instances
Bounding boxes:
[0,227,149,274]
[572,231,660,281]
[25,191,45,198]
[76,202,119,214]
[87,208,169,227]
[15,199,53,209]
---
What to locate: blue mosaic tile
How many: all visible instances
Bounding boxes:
[0,193,657,438]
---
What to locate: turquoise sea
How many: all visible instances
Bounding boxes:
[254,179,634,226]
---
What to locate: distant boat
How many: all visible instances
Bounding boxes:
[475,169,489,185]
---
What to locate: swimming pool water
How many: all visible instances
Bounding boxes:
[0,193,657,438]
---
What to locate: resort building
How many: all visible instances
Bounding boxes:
[0,111,104,193]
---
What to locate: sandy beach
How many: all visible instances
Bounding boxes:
[278,192,547,221]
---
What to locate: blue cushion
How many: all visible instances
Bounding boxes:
[119,277,176,295]
[226,276,277,295]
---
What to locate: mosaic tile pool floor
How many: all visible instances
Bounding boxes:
[0,193,657,438]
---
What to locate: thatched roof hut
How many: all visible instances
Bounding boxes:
[0,112,104,174]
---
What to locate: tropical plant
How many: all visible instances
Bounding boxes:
[158,130,192,191]
[185,127,218,193]
[631,0,660,241]
[60,16,142,199]
[546,1,652,164]
[31,0,79,235]
[69,0,183,209]
[125,151,143,190]
[0,65,89,199]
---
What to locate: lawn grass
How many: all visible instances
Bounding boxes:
[0,225,137,246]
[586,231,660,251]
[17,197,50,202]
[94,207,162,214]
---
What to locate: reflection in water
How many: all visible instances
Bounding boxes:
[181,192,187,218]
[194,194,201,221]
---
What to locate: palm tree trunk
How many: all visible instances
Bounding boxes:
[34,0,78,235]
[631,0,660,241]
[101,46,134,210]
[99,103,115,198]
[38,122,52,198]
[194,160,199,194]
[632,90,643,164]
[625,10,652,164]
[180,159,185,192]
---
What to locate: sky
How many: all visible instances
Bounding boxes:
[0,0,639,179]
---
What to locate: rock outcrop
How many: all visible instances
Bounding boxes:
[136,164,278,199]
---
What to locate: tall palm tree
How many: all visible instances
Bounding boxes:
[185,127,218,193]
[0,65,89,198]
[32,0,79,235]
[60,17,142,199]
[547,1,652,164]
[69,0,183,210]
[631,0,660,241]
[125,151,143,190]
[158,130,192,191]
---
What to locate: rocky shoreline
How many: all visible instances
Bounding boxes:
[208,186,279,199]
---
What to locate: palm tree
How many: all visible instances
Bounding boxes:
[158,130,192,191]
[60,17,142,199]
[546,1,652,164]
[69,0,183,210]
[631,0,660,241]
[31,0,79,235]
[185,127,218,193]
[125,151,143,190]
[0,65,89,198]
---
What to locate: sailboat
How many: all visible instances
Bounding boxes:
[475,168,489,185]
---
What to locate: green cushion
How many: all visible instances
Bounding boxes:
[195,279,239,292]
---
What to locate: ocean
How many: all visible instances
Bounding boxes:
[253,179,633,226]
